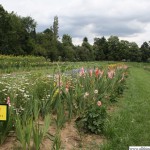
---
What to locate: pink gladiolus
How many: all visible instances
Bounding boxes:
[123,65,128,69]
[6,96,11,106]
[65,88,69,93]
[79,67,85,76]
[117,65,128,70]
[97,101,102,107]
[107,70,115,79]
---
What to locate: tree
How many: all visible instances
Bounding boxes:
[21,16,36,34]
[119,40,130,61]
[36,28,54,59]
[0,5,37,55]
[0,5,13,54]
[62,34,73,46]
[61,34,74,61]
[140,41,150,62]
[75,46,87,61]
[81,37,94,61]
[20,16,37,54]
[107,36,120,60]
[46,16,59,61]
[128,42,141,62]
[83,37,88,43]
[52,16,59,42]
[36,16,59,61]
[93,37,108,60]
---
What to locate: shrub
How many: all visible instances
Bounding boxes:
[76,104,107,134]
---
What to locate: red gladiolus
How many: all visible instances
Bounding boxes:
[95,68,104,78]
[95,68,100,78]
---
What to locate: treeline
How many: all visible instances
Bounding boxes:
[0,5,150,62]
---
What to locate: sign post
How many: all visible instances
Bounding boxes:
[0,104,8,121]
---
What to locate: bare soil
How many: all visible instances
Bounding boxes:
[0,118,105,150]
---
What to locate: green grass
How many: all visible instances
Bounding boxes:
[101,63,150,149]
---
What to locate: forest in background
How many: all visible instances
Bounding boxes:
[0,4,150,62]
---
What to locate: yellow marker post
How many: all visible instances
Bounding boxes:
[0,104,8,121]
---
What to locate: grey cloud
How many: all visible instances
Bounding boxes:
[59,15,146,39]
[3,0,149,44]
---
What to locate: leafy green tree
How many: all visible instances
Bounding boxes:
[128,42,141,62]
[83,37,88,43]
[62,34,73,46]
[119,40,130,61]
[36,29,54,59]
[21,16,36,33]
[0,5,37,55]
[81,37,94,61]
[93,37,108,60]
[1,4,148,62]
[0,5,13,54]
[46,16,59,61]
[20,16,37,54]
[107,36,120,60]
[36,16,59,61]
[140,41,150,62]
[75,46,86,61]
[52,16,59,42]
[61,34,75,61]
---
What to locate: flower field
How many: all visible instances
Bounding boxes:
[0,56,128,149]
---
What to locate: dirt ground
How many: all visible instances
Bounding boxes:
[0,118,105,150]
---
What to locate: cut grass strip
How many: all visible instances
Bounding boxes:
[101,65,150,150]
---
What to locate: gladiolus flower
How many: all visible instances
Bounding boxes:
[123,65,128,69]
[95,68,104,78]
[95,68,100,78]
[97,101,102,107]
[65,88,69,93]
[89,69,93,77]
[6,96,11,107]
[79,67,85,76]
[107,70,115,79]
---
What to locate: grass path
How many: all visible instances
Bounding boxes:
[101,64,150,149]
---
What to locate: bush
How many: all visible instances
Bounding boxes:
[76,104,107,134]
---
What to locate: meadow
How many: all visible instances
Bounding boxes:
[0,55,149,150]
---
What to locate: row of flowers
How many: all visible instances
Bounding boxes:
[0,63,128,149]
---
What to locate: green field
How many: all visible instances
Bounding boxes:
[0,56,150,150]
[101,62,150,149]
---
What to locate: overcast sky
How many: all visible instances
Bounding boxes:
[1,0,150,46]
